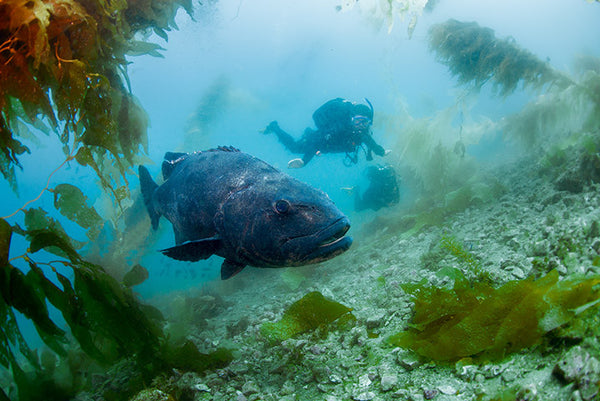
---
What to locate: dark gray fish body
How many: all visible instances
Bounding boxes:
[138,146,352,279]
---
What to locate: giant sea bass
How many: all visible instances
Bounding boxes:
[139,147,352,279]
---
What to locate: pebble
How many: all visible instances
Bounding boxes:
[359,374,372,387]
[398,352,421,370]
[193,383,210,392]
[366,311,386,329]
[380,374,398,392]
[352,390,376,401]
[438,385,457,395]
[242,381,259,396]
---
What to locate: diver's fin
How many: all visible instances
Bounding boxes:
[221,260,246,280]
[162,152,189,180]
[138,166,160,230]
[160,237,222,262]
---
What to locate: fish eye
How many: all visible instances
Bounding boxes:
[274,199,291,214]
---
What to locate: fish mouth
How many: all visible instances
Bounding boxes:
[299,217,353,264]
[318,221,350,247]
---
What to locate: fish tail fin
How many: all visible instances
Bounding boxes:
[138,165,160,230]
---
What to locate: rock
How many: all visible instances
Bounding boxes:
[398,352,421,370]
[130,389,173,401]
[366,311,386,329]
[352,390,375,401]
[438,385,457,395]
[358,374,372,387]
[423,388,439,399]
[530,240,549,257]
[516,383,538,401]
[241,381,259,396]
[556,173,584,193]
[554,346,600,400]
[193,383,211,393]
[554,346,590,382]
[588,220,600,239]
[380,374,398,392]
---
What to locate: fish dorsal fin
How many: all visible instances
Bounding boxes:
[209,146,241,153]
[162,152,189,180]
[221,259,246,280]
[160,236,221,262]
[161,148,240,179]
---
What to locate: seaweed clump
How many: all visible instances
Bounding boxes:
[0,0,192,197]
[261,291,354,344]
[1,216,232,400]
[428,19,570,96]
[388,270,600,362]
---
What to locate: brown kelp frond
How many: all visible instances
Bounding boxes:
[0,0,191,197]
[388,270,600,362]
[428,19,572,96]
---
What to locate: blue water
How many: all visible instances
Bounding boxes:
[2,0,600,303]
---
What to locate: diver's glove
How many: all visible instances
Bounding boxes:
[262,121,279,134]
[287,158,305,169]
[384,149,392,156]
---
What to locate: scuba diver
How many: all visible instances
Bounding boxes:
[351,164,400,212]
[263,98,389,168]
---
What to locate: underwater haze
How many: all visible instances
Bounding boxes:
[3,0,600,400]
[122,0,600,293]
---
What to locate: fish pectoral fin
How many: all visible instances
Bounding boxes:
[160,237,221,262]
[221,260,246,280]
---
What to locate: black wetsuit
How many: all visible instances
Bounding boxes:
[267,98,386,166]
[355,165,400,212]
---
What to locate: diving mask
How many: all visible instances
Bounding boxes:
[352,115,372,131]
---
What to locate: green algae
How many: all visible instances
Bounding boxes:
[261,291,354,344]
[388,270,600,362]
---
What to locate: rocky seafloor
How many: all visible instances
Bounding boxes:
[130,147,600,401]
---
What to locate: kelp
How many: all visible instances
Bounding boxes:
[261,291,354,344]
[337,0,431,37]
[1,217,231,400]
[0,0,192,196]
[388,270,600,362]
[428,19,571,96]
[0,0,235,399]
[502,71,600,150]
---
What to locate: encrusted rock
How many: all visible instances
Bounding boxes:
[358,374,372,387]
[554,346,591,382]
[241,381,259,396]
[352,390,376,401]
[515,383,538,401]
[130,389,173,401]
[438,385,457,395]
[366,311,386,329]
[397,352,421,370]
[423,388,439,399]
[380,374,398,392]
[554,346,600,400]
